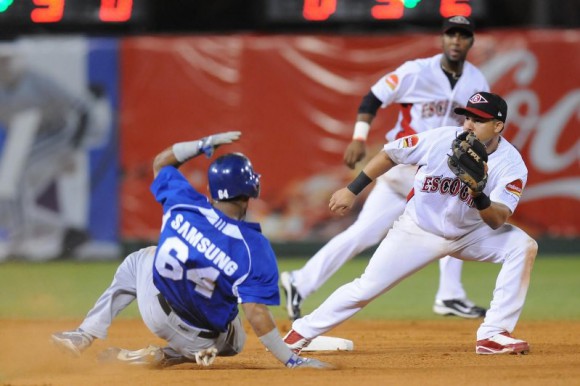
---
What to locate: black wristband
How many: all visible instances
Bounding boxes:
[347,171,373,195]
[472,192,491,210]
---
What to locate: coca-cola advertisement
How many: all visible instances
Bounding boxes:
[119,30,579,242]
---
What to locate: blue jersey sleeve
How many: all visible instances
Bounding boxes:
[151,166,207,209]
[237,236,280,306]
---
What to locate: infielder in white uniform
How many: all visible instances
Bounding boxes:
[282,16,489,320]
[284,92,537,355]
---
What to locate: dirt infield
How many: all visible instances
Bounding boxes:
[2,319,579,386]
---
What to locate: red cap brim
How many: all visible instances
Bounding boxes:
[454,107,494,119]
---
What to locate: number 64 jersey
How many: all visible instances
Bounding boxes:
[150,166,280,332]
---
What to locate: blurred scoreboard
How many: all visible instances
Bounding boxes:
[266,0,488,24]
[0,0,489,35]
[0,0,150,33]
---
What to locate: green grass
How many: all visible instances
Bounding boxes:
[0,255,578,320]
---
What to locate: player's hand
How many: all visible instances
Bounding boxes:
[329,187,356,216]
[194,347,218,366]
[199,131,242,158]
[343,140,366,169]
[287,355,334,369]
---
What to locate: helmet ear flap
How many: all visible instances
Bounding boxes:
[208,153,260,201]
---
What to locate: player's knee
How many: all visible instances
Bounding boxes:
[525,237,538,265]
[345,223,386,248]
[352,277,385,304]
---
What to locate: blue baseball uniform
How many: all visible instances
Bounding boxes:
[77,165,280,360]
[151,165,280,332]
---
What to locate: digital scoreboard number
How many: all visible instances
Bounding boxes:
[0,0,149,31]
[266,0,486,23]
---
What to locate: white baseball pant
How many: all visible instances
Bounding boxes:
[293,212,537,341]
[292,164,467,302]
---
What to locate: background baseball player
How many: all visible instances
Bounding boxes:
[284,92,537,355]
[51,132,329,369]
[282,16,490,320]
[0,40,111,260]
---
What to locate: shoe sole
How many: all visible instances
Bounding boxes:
[99,345,165,366]
[476,343,530,355]
[433,305,481,319]
[51,336,82,357]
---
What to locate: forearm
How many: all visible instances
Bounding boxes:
[152,146,183,178]
[352,113,375,142]
[356,113,375,123]
[242,302,295,366]
[242,302,277,336]
[362,150,397,180]
[353,89,381,140]
[471,193,511,229]
[346,151,395,197]
[152,132,241,178]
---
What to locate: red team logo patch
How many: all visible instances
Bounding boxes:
[505,179,524,197]
[385,73,399,90]
[401,135,419,148]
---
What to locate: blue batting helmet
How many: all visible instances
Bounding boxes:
[208,153,260,201]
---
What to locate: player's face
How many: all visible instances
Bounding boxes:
[441,29,474,63]
[463,115,504,144]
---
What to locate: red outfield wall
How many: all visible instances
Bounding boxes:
[119,30,580,241]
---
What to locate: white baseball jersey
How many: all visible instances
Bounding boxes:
[371,54,489,141]
[291,55,490,302]
[385,126,528,238]
[293,127,536,342]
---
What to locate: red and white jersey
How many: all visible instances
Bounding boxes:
[371,54,489,141]
[384,127,528,239]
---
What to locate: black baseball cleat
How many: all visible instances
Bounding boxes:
[433,299,487,319]
[280,271,303,321]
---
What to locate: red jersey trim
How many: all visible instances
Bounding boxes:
[396,103,417,139]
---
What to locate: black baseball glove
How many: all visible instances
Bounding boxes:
[447,131,488,192]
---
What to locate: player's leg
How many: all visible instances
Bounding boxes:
[132,249,244,367]
[453,224,537,354]
[290,213,448,339]
[214,315,246,357]
[51,247,148,356]
[283,167,414,320]
[77,248,150,338]
[433,256,487,318]
[292,177,405,295]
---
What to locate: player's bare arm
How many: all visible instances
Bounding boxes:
[242,302,330,369]
[331,150,396,215]
[242,302,278,336]
[344,88,383,169]
[472,195,512,229]
[152,147,181,177]
[152,131,242,177]
[344,113,376,169]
